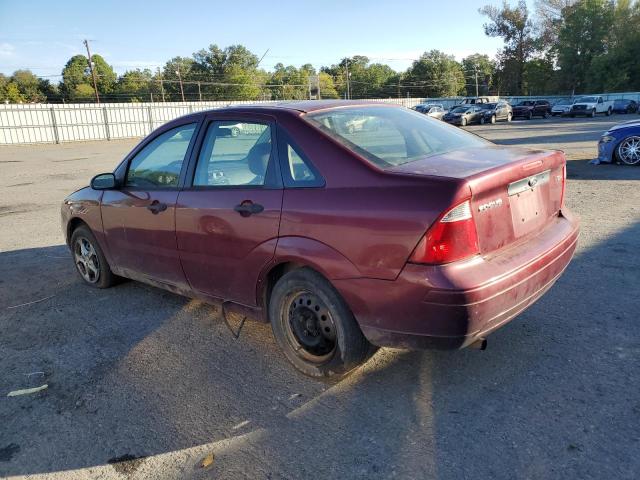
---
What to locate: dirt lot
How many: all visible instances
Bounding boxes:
[1,116,639,479]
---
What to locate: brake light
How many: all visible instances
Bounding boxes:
[409,200,480,265]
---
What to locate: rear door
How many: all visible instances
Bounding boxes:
[101,120,200,287]
[176,114,283,305]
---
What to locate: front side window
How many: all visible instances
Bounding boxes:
[304,106,487,169]
[126,123,196,188]
[193,121,272,187]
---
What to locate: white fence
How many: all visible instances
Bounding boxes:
[1,93,639,145]
[0,98,425,145]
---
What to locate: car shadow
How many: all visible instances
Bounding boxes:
[1,215,639,478]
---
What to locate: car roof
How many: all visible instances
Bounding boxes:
[215,100,402,114]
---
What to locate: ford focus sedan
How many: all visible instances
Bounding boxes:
[61,101,579,377]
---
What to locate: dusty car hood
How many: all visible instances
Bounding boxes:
[387,145,550,179]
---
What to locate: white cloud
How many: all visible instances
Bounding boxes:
[0,42,16,57]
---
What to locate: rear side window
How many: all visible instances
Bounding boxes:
[277,128,324,187]
[304,107,486,169]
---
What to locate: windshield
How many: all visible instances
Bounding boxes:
[517,101,534,106]
[481,103,497,109]
[451,107,469,113]
[304,106,488,169]
[555,101,571,106]
[576,96,598,103]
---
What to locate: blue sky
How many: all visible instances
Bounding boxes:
[0,0,515,79]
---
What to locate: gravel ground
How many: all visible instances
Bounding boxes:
[1,115,639,479]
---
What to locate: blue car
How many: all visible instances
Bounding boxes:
[598,120,640,165]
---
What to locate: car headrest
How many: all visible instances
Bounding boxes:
[247,142,271,176]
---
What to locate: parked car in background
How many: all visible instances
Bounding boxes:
[597,119,640,165]
[512,100,551,119]
[413,103,446,120]
[612,99,638,114]
[442,105,484,126]
[570,96,613,117]
[60,101,579,377]
[479,101,513,124]
[551,100,574,116]
[458,97,492,105]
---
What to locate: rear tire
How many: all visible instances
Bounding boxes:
[461,117,467,127]
[480,116,485,125]
[527,111,533,120]
[269,268,373,378]
[70,225,116,289]
[490,115,496,124]
[507,112,512,122]
[606,107,612,116]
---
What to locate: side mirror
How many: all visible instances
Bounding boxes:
[90,173,116,190]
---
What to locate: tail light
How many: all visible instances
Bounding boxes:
[409,199,479,265]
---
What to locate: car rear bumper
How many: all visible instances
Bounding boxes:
[334,208,579,350]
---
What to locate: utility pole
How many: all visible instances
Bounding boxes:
[175,67,185,102]
[345,59,350,100]
[474,65,479,97]
[197,81,202,101]
[157,68,165,102]
[83,39,100,104]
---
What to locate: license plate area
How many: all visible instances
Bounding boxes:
[509,170,550,237]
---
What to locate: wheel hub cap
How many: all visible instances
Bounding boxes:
[74,237,100,283]
[287,292,336,358]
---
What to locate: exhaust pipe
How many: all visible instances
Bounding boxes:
[469,338,487,350]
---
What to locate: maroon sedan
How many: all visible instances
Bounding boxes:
[61,101,579,377]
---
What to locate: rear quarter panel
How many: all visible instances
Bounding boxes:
[274,111,466,280]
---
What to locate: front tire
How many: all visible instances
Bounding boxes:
[461,117,467,127]
[70,225,116,288]
[507,112,512,122]
[480,116,485,125]
[269,268,373,378]
[527,111,533,120]
[606,107,612,116]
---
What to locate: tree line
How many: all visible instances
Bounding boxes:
[1,0,638,104]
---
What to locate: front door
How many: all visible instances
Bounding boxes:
[176,116,283,306]
[101,122,199,287]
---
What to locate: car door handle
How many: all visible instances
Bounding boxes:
[147,200,168,214]
[234,202,264,217]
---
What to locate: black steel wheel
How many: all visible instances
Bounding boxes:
[269,268,374,378]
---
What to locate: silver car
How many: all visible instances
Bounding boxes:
[413,103,446,120]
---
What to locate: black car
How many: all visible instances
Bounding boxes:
[479,101,513,124]
[512,100,551,119]
[612,99,638,114]
[442,106,484,126]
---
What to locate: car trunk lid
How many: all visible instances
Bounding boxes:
[389,146,566,255]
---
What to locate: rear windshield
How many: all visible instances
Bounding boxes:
[304,106,488,168]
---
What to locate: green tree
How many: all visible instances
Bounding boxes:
[556,0,614,93]
[11,70,46,102]
[191,44,263,101]
[115,69,156,102]
[523,57,556,94]
[480,1,537,95]
[60,55,90,100]
[5,82,25,103]
[588,0,640,92]
[91,54,116,95]
[404,50,465,97]
[462,54,496,96]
